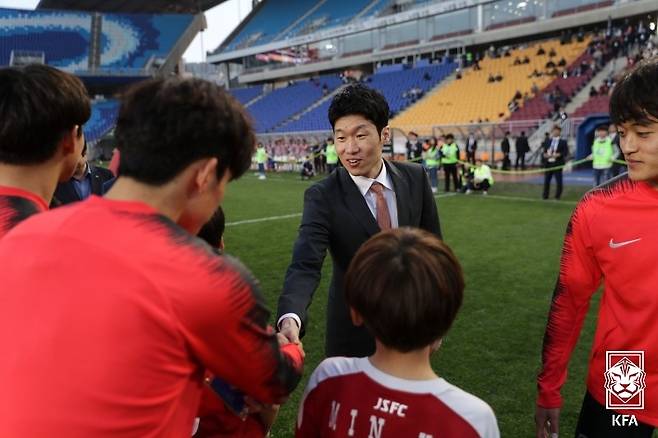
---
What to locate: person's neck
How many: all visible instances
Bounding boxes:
[364,159,384,179]
[0,162,62,204]
[369,341,437,380]
[72,163,88,181]
[104,177,186,223]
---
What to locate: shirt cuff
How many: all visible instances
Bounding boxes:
[277,313,301,331]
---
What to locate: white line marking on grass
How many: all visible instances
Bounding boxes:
[226,213,303,226]
[475,194,578,205]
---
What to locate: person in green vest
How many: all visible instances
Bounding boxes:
[255,142,268,180]
[466,158,494,195]
[325,137,338,174]
[440,133,460,192]
[425,136,441,193]
[588,124,614,186]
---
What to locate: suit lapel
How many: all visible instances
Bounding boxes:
[337,168,380,237]
[386,160,411,227]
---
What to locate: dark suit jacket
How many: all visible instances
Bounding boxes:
[541,138,569,168]
[466,138,478,153]
[52,165,115,207]
[515,136,530,154]
[277,160,442,358]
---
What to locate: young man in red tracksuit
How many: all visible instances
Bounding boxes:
[0,65,90,238]
[0,78,304,438]
[536,58,658,437]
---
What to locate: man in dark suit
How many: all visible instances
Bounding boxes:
[277,84,442,358]
[515,131,530,170]
[501,131,511,170]
[52,142,114,206]
[405,131,422,162]
[465,133,478,164]
[541,125,569,200]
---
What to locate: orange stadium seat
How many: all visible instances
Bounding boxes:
[391,37,590,131]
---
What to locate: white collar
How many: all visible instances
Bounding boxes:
[348,160,392,197]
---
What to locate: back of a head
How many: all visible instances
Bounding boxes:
[0,64,90,165]
[328,83,389,135]
[345,228,464,353]
[610,57,658,126]
[115,77,255,185]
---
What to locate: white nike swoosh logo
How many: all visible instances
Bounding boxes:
[609,238,642,249]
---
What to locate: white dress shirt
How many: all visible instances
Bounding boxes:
[278,160,399,330]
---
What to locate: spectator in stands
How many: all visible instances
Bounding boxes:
[501,132,512,170]
[52,142,114,206]
[488,73,496,83]
[545,59,556,69]
[513,57,522,66]
[0,77,304,437]
[495,72,503,82]
[406,132,423,162]
[441,134,460,192]
[548,47,557,57]
[515,131,530,170]
[513,90,523,101]
[277,84,442,358]
[296,228,499,437]
[537,46,546,55]
[423,71,432,81]
[557,57,567,67]
[466,159,493,195]
[522,55,530,64]
[473,60,481,71]
[0,65,90,239]
[301,155,315,181]
[465,132,478,164]
[541,125,569,200]
[531,82,540,94]
[589,86,598,97]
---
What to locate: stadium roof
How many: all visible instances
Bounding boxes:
[37,0,226,13]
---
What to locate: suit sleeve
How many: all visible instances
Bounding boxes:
[418,166,442,239]
[171,256,304,405]
[537,201,602,408]
[277,184,331,336]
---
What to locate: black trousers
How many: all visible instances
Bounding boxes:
[443,164,460,192]
[468,179,490,191]
[515,153,526,170]
[466,151,476,164]
[575,391,654,438]
[543,168,563,199]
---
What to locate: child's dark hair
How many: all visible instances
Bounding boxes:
[116,77,255,185]
[197,207,225,250]
[328,84,389,135]
[610,57,658,126]
[344,228,464,352]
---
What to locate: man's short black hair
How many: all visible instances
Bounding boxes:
[611,58,658,126]
[345,228,464,353]
[197,207,225,249]
[445,133,454,140]
[328,84,389,135]
[116,77,255,185]
[0,64,90,165]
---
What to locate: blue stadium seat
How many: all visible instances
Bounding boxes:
[84,100,119,145]
[284,0,373,38]
[0,8,92,70]
[100,13,193,69]
[229,85,264,106]
[247,74,342,133]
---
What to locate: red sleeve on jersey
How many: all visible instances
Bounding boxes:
[296,382,322,438]
[170,253,304,405]
[537,198,603,408]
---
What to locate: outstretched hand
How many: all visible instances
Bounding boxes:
[535,406,560,438]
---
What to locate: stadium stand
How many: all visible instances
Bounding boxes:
[84,99,120,145]
[572,93,611,117]
[283,0,373,39]
[224,0,314,51]
[99,13,193,69]
[391,38,591,130]
[0,8,92,70]
[247,74,342,132]
[229,85,264,106]
[0,8,194,72]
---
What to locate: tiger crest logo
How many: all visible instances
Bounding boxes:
[605,351,646,410]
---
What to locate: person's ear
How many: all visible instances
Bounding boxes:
[349,307,363,326]
[60,126,80,156]
[381,126,391,143]
[194,157,219,194]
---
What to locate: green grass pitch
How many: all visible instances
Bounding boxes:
[221,171,601,437]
